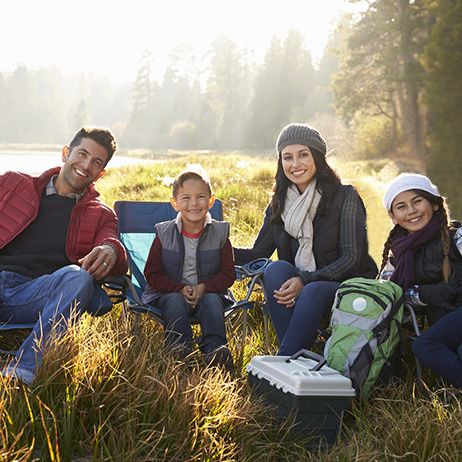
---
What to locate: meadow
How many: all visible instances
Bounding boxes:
[1,152,462,461]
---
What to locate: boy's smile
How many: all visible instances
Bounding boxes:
[170,178,215,233]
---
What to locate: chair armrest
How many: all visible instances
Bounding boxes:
[235,258,272,281]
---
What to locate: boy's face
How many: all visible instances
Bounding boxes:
[170,179,215,230]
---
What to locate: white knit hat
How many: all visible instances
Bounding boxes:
[383,173,440,211]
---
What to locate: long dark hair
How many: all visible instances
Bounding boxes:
[270,148,341,223]
[378,189,452,282]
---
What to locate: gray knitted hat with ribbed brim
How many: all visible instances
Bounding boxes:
[276,123,327,157]
[383,173,440,211]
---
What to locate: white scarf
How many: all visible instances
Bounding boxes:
[282,180,322,271]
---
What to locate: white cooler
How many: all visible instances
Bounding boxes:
[247,349,356,445]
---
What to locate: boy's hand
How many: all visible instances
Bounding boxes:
[180,283,207,308]
[190,283,206,307]
[180,285,196,306]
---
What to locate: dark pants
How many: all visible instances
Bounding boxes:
[412,306,462,388]
[263,260,340,356]
[156,292,227,353]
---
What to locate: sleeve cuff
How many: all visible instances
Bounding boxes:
[102,242,118,258]
[297,270,311,285]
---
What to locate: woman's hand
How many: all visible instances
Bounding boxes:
[273,276,304,307]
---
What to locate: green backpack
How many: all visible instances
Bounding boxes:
[323,278,405,399]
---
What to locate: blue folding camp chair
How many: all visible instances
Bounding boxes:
[0,322,35,355]
[112,199,257,347]
[234,258,272,350]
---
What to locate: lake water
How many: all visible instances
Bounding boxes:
[0,151,151,175]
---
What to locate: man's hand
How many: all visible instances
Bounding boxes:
[78,244,117,280]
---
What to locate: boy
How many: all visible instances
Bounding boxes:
[142,166,236,370]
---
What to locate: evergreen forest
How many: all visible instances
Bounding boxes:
[0,0,460,213]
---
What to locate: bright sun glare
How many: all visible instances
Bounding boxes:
[1,0,366,85]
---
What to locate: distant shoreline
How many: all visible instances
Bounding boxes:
[0,151,151,175]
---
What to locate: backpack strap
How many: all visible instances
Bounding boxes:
[372,293,406,363]
[372,292,405,336]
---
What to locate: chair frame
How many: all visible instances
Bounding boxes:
[235,258,272,351]
[0,322,35,355]
[402,302,424,386]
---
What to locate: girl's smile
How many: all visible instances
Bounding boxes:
[389,190,439,234]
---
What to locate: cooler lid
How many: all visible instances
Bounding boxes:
[247,355,356,397]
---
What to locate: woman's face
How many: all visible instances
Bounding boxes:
[280,144,317,193]
[389,190,439,234]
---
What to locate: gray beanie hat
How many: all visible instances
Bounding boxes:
[276,123,327,157]
[383,173,440,211]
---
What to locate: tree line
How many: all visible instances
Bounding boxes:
[0,1,460,213]
[334,0,461,216]
[0,28,334,150]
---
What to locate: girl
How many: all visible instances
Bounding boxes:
[380,173,462,387]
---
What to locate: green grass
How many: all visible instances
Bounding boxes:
[1,152,461,461]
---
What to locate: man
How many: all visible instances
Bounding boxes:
[0,126,128,385]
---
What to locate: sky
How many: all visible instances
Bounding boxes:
[0,0,367,86]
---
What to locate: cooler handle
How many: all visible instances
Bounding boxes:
[285,349,327,371]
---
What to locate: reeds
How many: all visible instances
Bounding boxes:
[1,153,461,461]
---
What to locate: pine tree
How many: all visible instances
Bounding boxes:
[332,0,427,161]
[424,0,462,217]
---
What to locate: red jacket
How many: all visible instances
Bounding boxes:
[0,167,128,276]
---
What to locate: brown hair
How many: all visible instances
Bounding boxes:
[172,166,213,198]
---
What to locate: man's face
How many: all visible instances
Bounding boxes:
[57,137,109,195]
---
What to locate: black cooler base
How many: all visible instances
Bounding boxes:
[249,373,350,446]
[247,351,355,446]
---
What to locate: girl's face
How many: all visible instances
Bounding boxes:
[280,144,317,193]
[389,190,439,234]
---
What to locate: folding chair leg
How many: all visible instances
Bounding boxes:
[415,357,423,390]
[263,314,270,352]
[135,312,140,334]
[241,309,247,350]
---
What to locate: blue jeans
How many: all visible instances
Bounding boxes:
[412,306,462,388]
[156,292,228,354]
[0,266,93,373]
[264,260,340,356]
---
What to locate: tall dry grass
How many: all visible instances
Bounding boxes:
[1,152,461,461]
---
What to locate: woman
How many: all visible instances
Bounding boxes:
[234,123,378,355]
[379,173,462,387]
